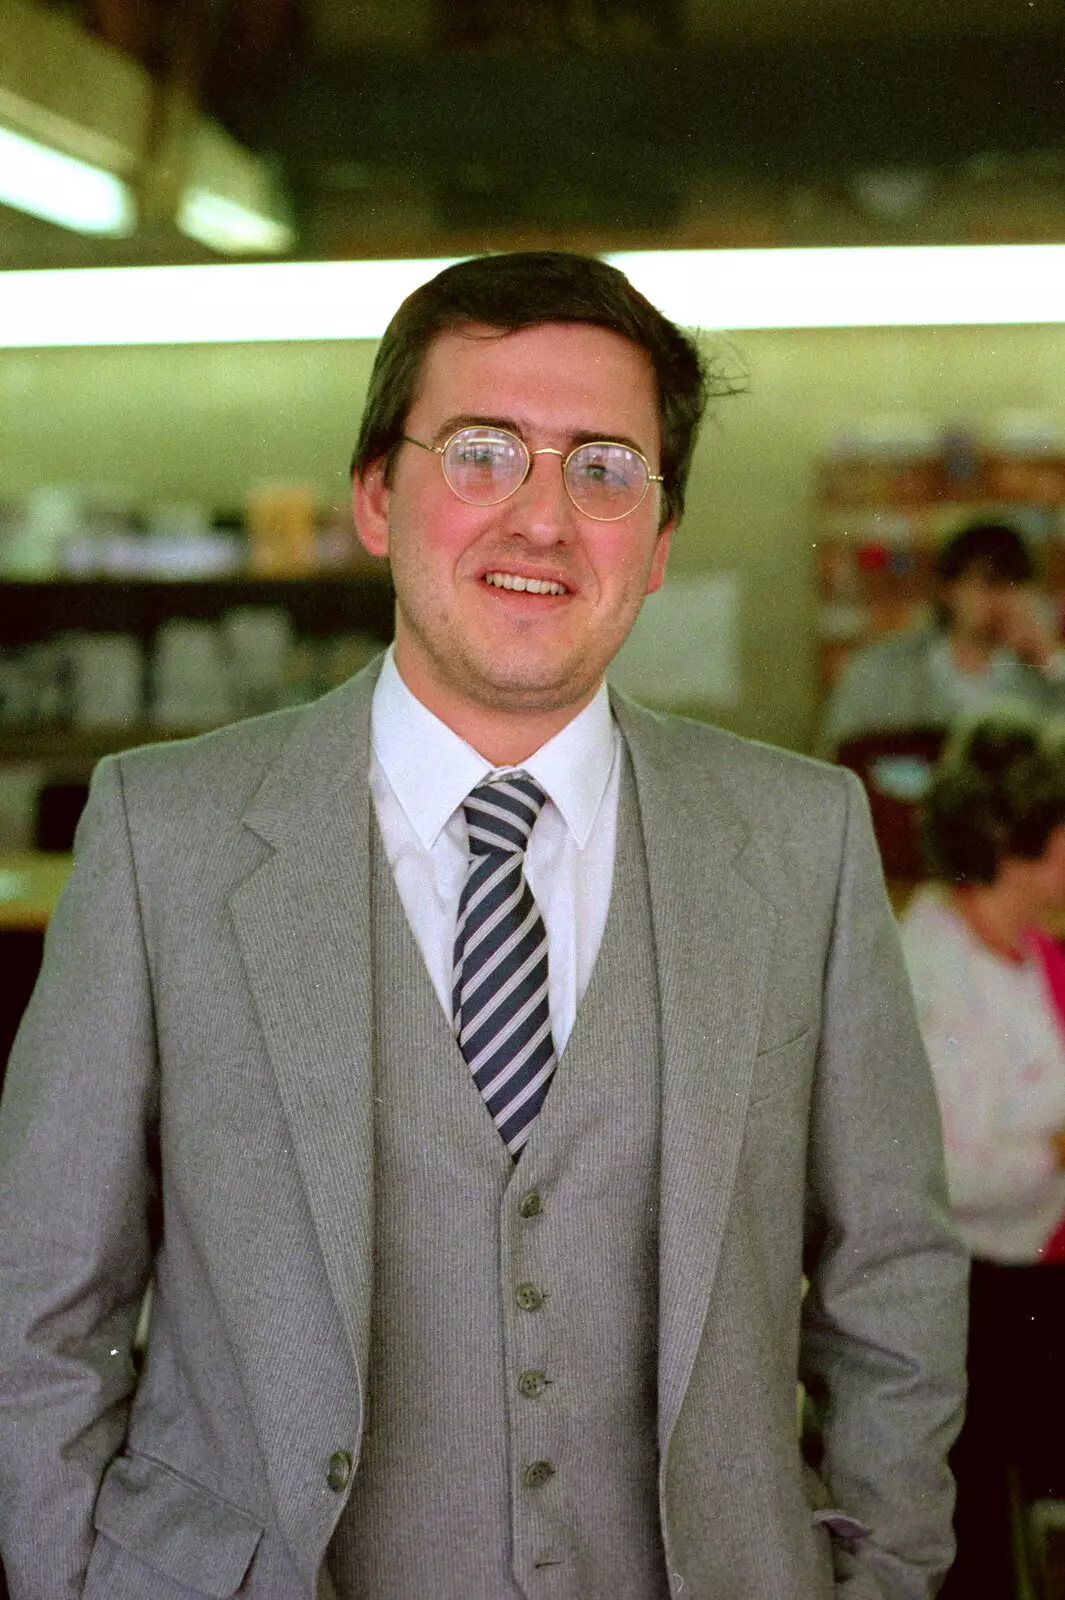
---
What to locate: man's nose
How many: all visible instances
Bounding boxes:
[503,449,577,540]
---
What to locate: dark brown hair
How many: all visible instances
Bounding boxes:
[932,520,1037,629]
[934,520,1036,586]
[350,251,718,526]
[921,708,1065,884]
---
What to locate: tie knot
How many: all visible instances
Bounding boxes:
[463,772,547,857]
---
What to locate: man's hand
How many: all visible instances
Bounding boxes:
[1000,586,1062,672]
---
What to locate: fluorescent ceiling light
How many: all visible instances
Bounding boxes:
[177,188,294,256]
[0,259,460,346]
[0,122,134,236]
[2,245,1065,347]
[607,247,1065,332]
[0,0,291,257]
[175,120,295,257]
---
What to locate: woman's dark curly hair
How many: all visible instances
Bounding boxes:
[921,707,1065,885]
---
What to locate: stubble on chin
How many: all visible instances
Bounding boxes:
[447,636,606,717]
[403,613,602,721]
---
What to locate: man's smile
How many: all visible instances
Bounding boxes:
[483,570,571,596]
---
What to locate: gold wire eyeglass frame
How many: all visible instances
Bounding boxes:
[402,427,664,522]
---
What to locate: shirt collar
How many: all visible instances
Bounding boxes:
[520,684,616,850]
[370,646,617,851]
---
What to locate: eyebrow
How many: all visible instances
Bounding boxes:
[431,413,649,456]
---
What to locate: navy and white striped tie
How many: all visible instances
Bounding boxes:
[453,773,557,1158]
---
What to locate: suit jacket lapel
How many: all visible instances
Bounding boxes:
[612,693,779,1456]
[229,660,383,1384]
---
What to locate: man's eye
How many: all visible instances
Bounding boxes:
[575,455,626,486]
[456,445,503,467]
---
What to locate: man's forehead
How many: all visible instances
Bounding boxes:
[950,559,1020,586]
[408,319,659,433]
[426,317,638,352]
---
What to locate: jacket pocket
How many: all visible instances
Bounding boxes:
[803,1461,872,1542]
[92,1449,264,1597]
[812,1507,872,1541]
[748,1023,816,1106]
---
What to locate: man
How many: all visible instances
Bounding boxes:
[0,252,965,1599]
[819,518,1065,758]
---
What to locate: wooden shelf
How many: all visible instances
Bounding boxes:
[0,573,395,647]
[0,724,228,769]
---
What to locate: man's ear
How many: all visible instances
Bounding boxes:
[352,457,391,560]
[645,517,676,596]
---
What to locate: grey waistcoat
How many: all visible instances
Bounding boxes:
[327,752,669,1600]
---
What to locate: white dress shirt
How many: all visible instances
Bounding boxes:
[369,648,621,1054]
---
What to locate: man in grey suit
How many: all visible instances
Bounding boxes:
[0,252,966,1599]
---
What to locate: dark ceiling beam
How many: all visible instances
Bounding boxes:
[219,36,1065,181]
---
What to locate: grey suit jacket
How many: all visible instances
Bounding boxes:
[0,658,967,1600]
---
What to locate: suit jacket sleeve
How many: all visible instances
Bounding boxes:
[0,757,159,1599]
[799,773,968,1600]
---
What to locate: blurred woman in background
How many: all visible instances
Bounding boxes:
[901,709,1065,1598]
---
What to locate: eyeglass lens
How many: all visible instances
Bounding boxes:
[441,427,650,519]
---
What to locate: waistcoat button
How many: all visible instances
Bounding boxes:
[518,1190,543,1218]
[524,1459,556,1489]
[326,1450,353,1492]
[515,1282,544,1312]
[518,1369,548,1398]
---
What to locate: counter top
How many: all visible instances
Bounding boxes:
[0,852,72,930]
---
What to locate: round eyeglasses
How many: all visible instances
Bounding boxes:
[402,426,664,522]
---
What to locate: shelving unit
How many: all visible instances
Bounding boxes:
[0,570,395,773]
[0,725,239,774]
[0,568,397,1065]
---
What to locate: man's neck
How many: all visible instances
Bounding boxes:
[392,658,602,766]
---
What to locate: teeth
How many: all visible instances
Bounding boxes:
[485,572,567,595]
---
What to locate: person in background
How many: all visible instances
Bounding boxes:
[0,251,965,1600]
[899,708,1065,1599]
[819,519,1065,758]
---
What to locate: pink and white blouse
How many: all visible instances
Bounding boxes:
[899,884,1065,1262]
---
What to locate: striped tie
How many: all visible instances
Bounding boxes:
[453,773,557,1158]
